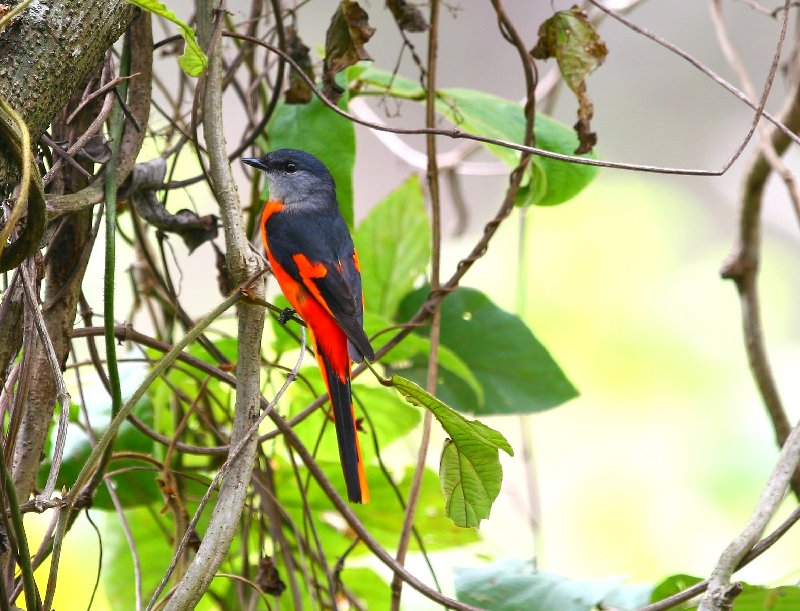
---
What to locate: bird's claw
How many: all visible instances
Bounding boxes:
[278,307,296,325]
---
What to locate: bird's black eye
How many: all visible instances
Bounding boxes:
[285,162,297,174]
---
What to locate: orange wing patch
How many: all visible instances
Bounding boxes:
[352,250,361,272]
[292,253,336,318]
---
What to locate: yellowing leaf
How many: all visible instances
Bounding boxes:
[126,0,207,77]
[323,0,375,102]
[531,6,608,154]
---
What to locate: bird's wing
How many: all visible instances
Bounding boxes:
[266,212,374,361]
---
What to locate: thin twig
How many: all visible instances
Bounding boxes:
[269,409,486,611]
[586,0,800,148]
[390,1,441,607]
[147,328,306,610]
[161,1,267,607]
[709,0,800,500]
[223,31,771,177]
[697,1,800,609]
[0,454,39,610]
[643,503,800,610]
[106,479,143,611]
[19,260,71,504]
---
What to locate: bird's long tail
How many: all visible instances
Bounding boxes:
[318,353,370,504]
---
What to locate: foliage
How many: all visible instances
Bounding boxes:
[2,0,797,610]
[455,559,653,611]
[125,0,207,76]
[390,375,513,527]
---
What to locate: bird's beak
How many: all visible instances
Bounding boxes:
[242,157,267,171]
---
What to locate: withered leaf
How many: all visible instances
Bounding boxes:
[387,0,429,32]
[284,26,314,104]
[323,0,375,103]
[531,5,608,154]
[76,134,112,164]
[128,159,218,253]
[257,556,286,596]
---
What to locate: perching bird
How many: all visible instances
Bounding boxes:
[243,149,374,503]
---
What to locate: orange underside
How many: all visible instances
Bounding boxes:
[261,202,370,502]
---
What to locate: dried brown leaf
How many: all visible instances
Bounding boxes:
[284,26,314,104]
[387,0,429,32]
[323,0,375,103]
[531,5,608,154]
[256,556,286,596]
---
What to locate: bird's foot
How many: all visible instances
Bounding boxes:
[278,307,296,325]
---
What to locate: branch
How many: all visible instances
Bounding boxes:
[709,0,800,500]
[697,3,796,604]
[0,0,139,183]
[390,1,442,607]
[161,0,267,607]
[698,420,800,610]
[224,29,788,177]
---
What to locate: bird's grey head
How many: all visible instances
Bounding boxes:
[242,149,336,205]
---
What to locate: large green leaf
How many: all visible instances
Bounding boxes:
[391,375,512,527]
[455,560,652,611]
[354,175,429,318]
[437,88,596,206]
[364,311,484,405]
[352,68,598,206]
[125,0,207,76]
[265,81,356,227]
[397,287,577,415]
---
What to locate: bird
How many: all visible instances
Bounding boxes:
[243,149,374,504]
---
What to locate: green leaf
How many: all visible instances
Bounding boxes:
[726,586,800,610]
[125,0,207,76]
[352,68,598,206]
[265,81,356,227]
[353,66,425,100]
[455,559,649,611]
[396,287,577,415]
[354,175,430,318]
[436,88,596,206]
[391,374,512,527]
[365,311,484,405]
[650,574,703,604]
[531,6,608,154]
[649,578,800,611]
[340,568,390,607]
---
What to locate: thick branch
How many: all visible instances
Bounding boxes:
[0,0,139,183]
[162,1,266,608]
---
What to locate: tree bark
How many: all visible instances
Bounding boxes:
[0,0,139,183]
